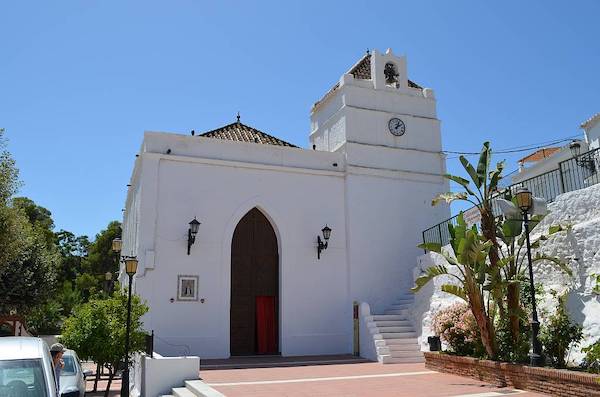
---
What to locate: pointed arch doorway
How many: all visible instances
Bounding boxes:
[230,208,279,356]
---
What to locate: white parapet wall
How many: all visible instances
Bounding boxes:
[410,252,461,352]
[412,183,600,363]
[132,353,200,397]
[358,302,377,361]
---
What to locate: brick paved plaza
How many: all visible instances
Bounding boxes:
[199,361,547,397]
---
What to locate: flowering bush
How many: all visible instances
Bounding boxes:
[432,302,483,356]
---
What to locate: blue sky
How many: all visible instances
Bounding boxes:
[1,1,599,238]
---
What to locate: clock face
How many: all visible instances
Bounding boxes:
[388,118,406,136]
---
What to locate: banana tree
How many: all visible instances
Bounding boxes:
[413,213,498,359]
[496,197,572,345]
[432,142,505,315]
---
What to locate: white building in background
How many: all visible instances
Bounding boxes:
[120,49,449,360]
[511,113,600,187]
[581,112,600,150]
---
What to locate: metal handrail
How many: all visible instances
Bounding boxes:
[422,146,600,246]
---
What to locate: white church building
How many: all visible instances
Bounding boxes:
[120,49,450,361]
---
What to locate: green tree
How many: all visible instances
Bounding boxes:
[85,221,122,276]
[61,290,148,397]
[55,230,90,283]
[413,213,499,359]
[432,142,505,315]
[496,203,572,351]
[0,128,26,276]
[0,219,59,315]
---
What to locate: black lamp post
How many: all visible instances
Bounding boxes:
[121,256,138,397]
[515,187,544,367]
[187,218,201,255]
[104,271,113,294]
[317,225,332,260]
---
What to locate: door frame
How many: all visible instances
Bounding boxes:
[222,201,283,357]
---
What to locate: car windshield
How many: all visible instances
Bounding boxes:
[0,359,48,397]
[61,355,77,376]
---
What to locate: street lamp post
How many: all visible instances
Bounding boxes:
[514,187,544,367]
[104,271,112,294]
[121,256,138,397]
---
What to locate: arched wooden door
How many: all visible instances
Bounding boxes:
[230,208,279,356]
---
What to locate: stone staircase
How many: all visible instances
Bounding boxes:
[160,380,225,397]
[366,294,423,364]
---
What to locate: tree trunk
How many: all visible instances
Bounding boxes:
[104,367,114,397]
[93,363,100,392]
[469,289,497,359]
[507,282,521,343]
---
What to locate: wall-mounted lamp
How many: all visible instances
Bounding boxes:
[187,218,201,255]
[569,141,595,170]
[317,225,332,260]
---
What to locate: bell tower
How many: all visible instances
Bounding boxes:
[309,48,450,312]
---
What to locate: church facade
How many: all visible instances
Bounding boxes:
[120,48,450,359]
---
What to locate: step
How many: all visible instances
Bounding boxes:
[376,344,421,355]
[387,343,421,351]
[173,388,197,397]
[369,326,415,334]
[367,314,407,321]
[389,303,412,310]
[368,320,412,327]
[373,332,417,340]
[375,338,418,347]
[393,298,414,304]
[383,309,410,315]
[389,350,423,358]
[377,349,423,358]
[379,355,425,364]
[185,380,226,397]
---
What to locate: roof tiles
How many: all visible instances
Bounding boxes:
[199,122,298,148]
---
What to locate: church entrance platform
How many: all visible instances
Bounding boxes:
[199,362,546,397]
[200,354,369,370]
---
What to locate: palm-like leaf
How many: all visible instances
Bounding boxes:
[432,192,467,206]
[460,156,481,189]
[440,284,467,301]
[412,265,449,293]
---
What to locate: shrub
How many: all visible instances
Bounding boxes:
[539,292,583,368]
[495,316,530,363]
[582,340,600,374]
[432,302,483,357]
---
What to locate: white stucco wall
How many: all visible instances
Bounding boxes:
[413,183,600,363]
[130,135,351,358]
[135,353,200,397]
[584,121,600,150]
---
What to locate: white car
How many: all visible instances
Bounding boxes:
[58,350,90,397]
[0,336,58,397]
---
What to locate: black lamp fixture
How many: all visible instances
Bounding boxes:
[120,255,138,397]
[187,217,201,255]
[569,141,595,170]
[514,187,544,367]
[317,225,332,260]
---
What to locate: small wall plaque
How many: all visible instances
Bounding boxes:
[177,275,199,301]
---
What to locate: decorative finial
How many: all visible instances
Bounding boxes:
[236,112,240,123]
[366,48,370,55]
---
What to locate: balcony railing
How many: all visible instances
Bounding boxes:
[422,146,600,246]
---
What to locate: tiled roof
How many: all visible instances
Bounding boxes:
[312,53,422,111]
[581,112,600,130]
[348,54,422,88]
[518,147,561,163]
[199,122,298,148]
